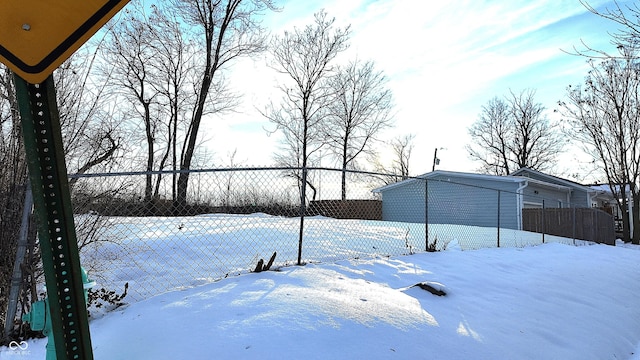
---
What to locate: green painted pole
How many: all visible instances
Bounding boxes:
[14,74,93,360]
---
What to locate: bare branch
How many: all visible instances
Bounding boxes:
[467,90,563,176]
[558,45,640,242]
[263,10,350,202]
[324,58,394,198]
[171,0,274,209]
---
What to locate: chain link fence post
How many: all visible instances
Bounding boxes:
[542,199,546,244]
[3,181,32,342]
[571,206,577,245]
[497,190,501,248]
[425,178,429,251]
[297,166,308,265]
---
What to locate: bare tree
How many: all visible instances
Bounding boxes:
[264,11,350,204]
[0,64,29,344]
[467,89,563,176]
[56,47,123,179]
[390,134,414,180]
[558,46,640,243]
[170,0,274,211]
[100,3,159,201]
[147,4,196,202]
[216,149,245,209]
[466,97,510,175]
[372,134,415,185]
[570,0,640,244]
[578,0,640,52]
[264,10,349,264]
[508,90,564,172]
[325,59,394,200]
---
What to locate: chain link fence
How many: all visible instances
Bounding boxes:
[68,167,408,303]
[65,167,613,300]
[3,167,616,341]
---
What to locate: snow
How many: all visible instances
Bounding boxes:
[73,213,582,305]
[4,215,640,359]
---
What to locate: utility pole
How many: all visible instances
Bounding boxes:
[432,148,440,172]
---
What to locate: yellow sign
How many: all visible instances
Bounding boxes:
[0,0,130,84]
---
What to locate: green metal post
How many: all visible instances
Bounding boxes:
[14,74,93,360]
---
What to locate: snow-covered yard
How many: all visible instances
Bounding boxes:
[77,213,579,302]
[3,214,640,359]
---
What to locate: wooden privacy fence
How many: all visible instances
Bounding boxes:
[522,208,615,245]
[308,200,382,220]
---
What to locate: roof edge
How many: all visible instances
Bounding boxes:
[510,167,596,192]
[373,170,525,193]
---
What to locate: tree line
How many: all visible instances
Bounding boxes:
[1,1,405,208]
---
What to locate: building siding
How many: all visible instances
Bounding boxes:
[378,168,616,241]
[380,173,522,230]
[521,183,569,208]
[381,179,425,223]
[512,171,590,207]
[427,179,520,229]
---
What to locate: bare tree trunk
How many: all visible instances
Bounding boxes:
[341,135,348,200]
[144,102,154,204]
[176,75,211,211]
[341,159,347,200]
[172,0,272,212]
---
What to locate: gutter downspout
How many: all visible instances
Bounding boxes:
[516,180,528,230]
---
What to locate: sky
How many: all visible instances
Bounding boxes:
[5,214,640,359]
[205,0,633,182]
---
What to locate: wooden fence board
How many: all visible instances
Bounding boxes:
[309,200,382,220]
[522,208,615,245]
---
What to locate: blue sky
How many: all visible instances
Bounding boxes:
[211,0,631,181]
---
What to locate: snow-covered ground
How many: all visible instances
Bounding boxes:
[3,215,640,359]
[77,213,579,303]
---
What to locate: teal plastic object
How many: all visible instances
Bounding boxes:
[22,267,95,360]
[21,300,46,331]
[22,298,54,359]
[82,267,97,302]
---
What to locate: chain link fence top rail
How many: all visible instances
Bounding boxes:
[63,167,608,305]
